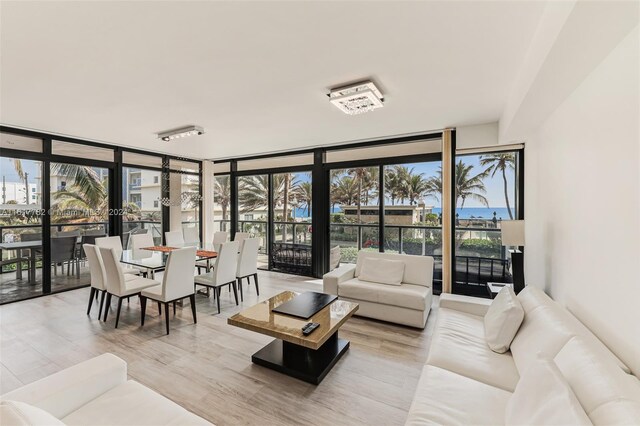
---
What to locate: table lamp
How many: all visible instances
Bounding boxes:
[501,220,525,294]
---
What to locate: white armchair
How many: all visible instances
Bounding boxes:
[0,353,212,425]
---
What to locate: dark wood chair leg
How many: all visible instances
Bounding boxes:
[173,301,176,315]
[115,297,124,328]
[254,273,259,295]
[232,281,239,305]
[237,278,243,301]
[99,290,106,320]
[141,296,147,326]
[95,290,99,301]
[216,287,221,314]
[157,301,162,315]
[164,302,170,334]
[189,294,197,323]
[103,293,112,321]
[87,287,96,315]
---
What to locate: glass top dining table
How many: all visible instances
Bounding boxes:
[120,243,218,277]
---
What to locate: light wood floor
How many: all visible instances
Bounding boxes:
[0,271,438,425]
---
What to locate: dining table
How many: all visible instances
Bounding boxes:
[120,242,218,279]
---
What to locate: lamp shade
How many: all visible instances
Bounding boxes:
[501,220,525,246]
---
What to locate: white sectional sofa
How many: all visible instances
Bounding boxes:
[406,286,640,425]
[0,353,212,426]
[323,251,434,328]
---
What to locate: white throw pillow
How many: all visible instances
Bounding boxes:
[505,355,592,425]
[0,400,65,426]
[358,257,405,286]
[484,286,524,353]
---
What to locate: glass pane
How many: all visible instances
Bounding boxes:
[454,152,517,295]
[383,162,442,291]
[170,173,200,238]
[49,162,109,293]
[52,140,114,162]
[1,157,44,303]
[271,172,312,276]
[213,175,231,233]
[1,133,43,153]
[122,167,163,246]
[237,175,268,269]
[329,167,379,268]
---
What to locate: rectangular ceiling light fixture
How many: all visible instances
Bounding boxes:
[329,80,384,115]
[157,125,204,141]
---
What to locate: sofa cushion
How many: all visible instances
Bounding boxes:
[0,400,65,426]
[554,337,640,425]
[405,365,511,426]
[505,355,591,426]
[339,278,429,311]
[514,287,630,374]
[426,307,520,392]
[61,380,211,426]
[358,257,404,285]
[354,251,433,287]
[484,287,524,353]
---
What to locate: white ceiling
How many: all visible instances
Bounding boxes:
[0,1,546,160]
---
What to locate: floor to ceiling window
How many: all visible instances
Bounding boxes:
[329,167,380,265]
[237,174,269,268]
[453,150,520,296]
[1,133,45,303]
[271,171,312,275]
[49,140,114,293]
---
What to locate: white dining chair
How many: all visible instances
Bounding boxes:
[183,227,200,245]
[213,231,228,246]
[196,230,229,273]
[140,246,197,334]
[99,247,160,328]
[194,241,240,314]
[165,231,184,246]
[130,233,154,250]
[95,236,140,275]
[233,232,250,243]
[236,238,260,301]
[84,244,107,318]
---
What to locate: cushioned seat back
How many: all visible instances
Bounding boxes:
[554,337,640,425]
[355,251,433,287]
[511,287,630,375]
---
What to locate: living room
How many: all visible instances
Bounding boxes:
[0,1,638,425]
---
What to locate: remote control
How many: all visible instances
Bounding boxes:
[302,322,320,335]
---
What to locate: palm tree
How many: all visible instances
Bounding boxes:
[214,175,231,220]
[420,161,489,209]
[11,159,30,205]
[332,176,359,211]
[480,153,515,219]
[296,181,312,217]
[404,173,428,205]
[455,161,489,209]
[347,167,377,222]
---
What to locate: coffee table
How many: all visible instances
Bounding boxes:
[228,291,358,384]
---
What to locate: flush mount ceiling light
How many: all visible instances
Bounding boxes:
[328,80,384,115]
[157,125,204,141]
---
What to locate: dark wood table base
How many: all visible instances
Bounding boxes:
[251,332,349,385]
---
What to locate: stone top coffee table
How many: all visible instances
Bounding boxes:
[228,291,358,384]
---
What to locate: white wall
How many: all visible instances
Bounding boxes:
[456,122,499,150]
[525,27,639,374]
